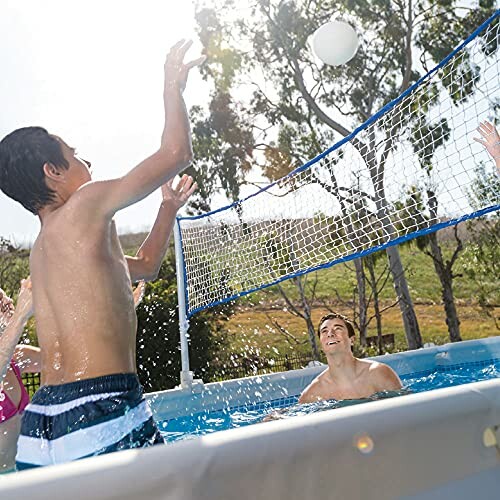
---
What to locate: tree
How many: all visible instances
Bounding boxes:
[394,186,465,343]
[462,164,500,330]
[191,0,496,348]
[0,238,37,346]
[0,237,30,297]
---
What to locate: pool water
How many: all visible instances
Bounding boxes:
[158,358,500,443]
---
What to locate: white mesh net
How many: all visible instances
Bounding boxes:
[178,14,500,316]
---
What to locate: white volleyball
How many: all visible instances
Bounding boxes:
[312,20,359,66]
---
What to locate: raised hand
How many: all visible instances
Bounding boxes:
[161,174,197,211]
[474,121,500,161]
[0,288,15,332]
[164,39,206,94]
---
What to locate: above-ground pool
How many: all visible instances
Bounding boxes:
[159,351,500,443]
[1,337,500,499]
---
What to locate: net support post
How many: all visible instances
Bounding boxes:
[174,219,195,391]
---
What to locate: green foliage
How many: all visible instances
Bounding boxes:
[135,254,232,392]
[0,238,30,297]
[467,162,500,211]
[462,164,500,328]
[0,238,37,346]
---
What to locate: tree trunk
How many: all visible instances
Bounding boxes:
[295,277,321,360]
[306,317,321,361]
[354,258,368,346]
[366,256,384,354]
[370,151,422,350]
[427,233,462,342]
[386,245,423,349]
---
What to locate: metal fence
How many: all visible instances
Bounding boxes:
[22,372,41,398]
[210,352,318,382]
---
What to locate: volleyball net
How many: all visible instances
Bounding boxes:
[176,11,499,319]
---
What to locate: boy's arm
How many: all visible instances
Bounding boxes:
[126,175,196,281]
[0,279,33,381]
[80,40,204,218]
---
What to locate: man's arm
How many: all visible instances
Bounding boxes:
[372,363,402,392]
[474,120,500,175]
[126,175,196,281]
[0,279,33,381]
[79,40,205,218]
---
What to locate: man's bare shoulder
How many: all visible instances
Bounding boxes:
[299,369,329,404]
[364,359,402,391]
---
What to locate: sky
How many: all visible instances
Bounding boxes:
[0,0,209,246]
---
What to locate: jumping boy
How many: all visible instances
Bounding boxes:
[0,40,203,469]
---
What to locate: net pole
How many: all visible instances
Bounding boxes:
[174,220,193,390]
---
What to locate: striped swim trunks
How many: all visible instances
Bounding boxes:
[16,373,164,470]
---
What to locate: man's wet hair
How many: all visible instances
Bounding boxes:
[317,313,356,338]
[0,126,69,214]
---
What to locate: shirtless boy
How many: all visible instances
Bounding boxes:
[299,313,402,403]
[0,40,203,469]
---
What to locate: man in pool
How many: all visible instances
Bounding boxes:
[0,40,204,469]
[299,313,402,403]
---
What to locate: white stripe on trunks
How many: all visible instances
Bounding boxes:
[26,392,124,416]
[16,400,153,466]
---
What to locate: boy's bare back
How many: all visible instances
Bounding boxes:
[31,197,137,384]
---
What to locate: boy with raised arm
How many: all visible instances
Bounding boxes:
[0,40,203,469]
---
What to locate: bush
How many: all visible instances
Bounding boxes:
[135,258,232,392]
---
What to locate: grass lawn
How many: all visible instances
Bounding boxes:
[217,240,499,359]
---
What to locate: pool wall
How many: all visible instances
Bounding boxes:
[0,337,499,499]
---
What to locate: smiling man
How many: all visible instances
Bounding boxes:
[299,313,402,403]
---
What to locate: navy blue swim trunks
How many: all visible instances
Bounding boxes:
[16,373,164,470]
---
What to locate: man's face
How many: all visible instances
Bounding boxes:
[53,136,92,190]
[319,318,353,354]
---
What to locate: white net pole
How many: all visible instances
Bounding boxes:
[174,221,193,389]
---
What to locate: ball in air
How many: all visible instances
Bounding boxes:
[312,20,359,66]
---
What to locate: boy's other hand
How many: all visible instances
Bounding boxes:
[164,39,206,94]
[161,174,197,211]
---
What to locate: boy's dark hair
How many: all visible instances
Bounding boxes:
[0,127,69,214]
[317,313,356,338]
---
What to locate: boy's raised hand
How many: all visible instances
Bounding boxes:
[164,39,206,94]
